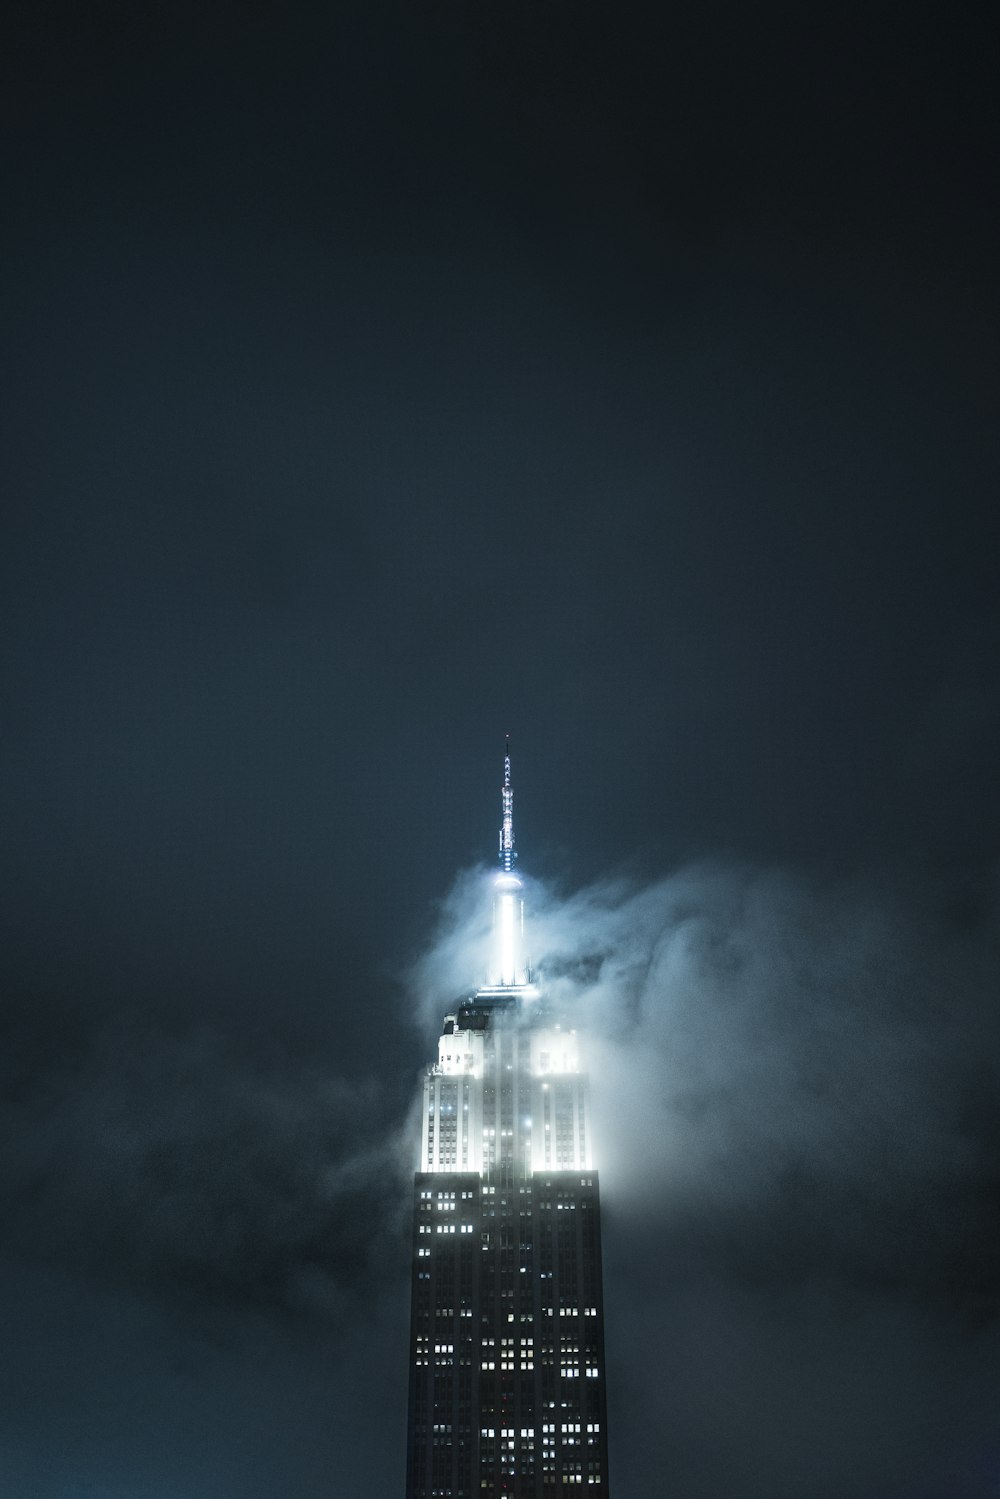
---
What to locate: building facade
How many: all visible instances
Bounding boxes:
[406,746,610,1496]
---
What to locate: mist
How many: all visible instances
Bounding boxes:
[410,857,1000,1495]
[1,850,996,1494]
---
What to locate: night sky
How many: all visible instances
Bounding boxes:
[2,4,999,1496]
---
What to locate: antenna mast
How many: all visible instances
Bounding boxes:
[499,734,515,874]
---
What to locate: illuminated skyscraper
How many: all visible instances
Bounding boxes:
[406,743,610,1496]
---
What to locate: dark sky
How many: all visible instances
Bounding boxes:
[2,4,998,1495]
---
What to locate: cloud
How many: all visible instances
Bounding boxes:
[0,1016,413,1321]
[4,855,996,1495]
[414,859,1000,1284]
[409,857,1000,1495]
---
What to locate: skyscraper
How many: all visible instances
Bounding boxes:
[406,743,610,1496]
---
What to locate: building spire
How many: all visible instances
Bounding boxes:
[499,734,515,874]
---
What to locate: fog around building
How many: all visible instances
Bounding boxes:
[1,853,997,1494]
[411,859,1000,1495]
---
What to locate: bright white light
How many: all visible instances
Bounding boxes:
[500,892,516,983]
[493,870,523,985]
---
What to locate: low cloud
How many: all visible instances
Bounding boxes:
[4,856,996,1495]
[0,1018,411,1320]
[410,857,1000,1495]
[415,860,998,1268]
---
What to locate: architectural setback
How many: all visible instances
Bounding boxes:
[406,744,610,1496]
